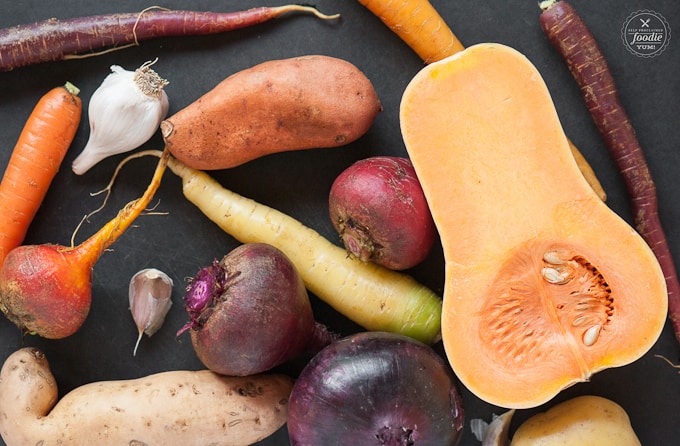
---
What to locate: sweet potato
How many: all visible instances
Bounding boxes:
[161,55,382,170]
[0,347,293,446]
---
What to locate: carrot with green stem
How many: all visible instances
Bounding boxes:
[119,150,443,344]
[0,150,170,339]
[0,82,82,267]
[0,5,339,72]
[356,0,606,200]
[538,0,680,344]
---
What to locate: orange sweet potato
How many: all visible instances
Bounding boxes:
[161,55,382,170]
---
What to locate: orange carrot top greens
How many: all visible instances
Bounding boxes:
[0,82,82,267]
[539,0,680,344]
[356,0,464,63]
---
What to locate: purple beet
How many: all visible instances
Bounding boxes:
[177,242,334,376]
[288,331,465,445]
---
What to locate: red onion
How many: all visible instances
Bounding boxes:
[288,331,464,445]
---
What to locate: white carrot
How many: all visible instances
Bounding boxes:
[132,151,442,344]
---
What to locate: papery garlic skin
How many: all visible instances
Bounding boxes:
[129,268,174,356]
[72,62,169,175]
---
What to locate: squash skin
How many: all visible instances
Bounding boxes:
[399,43,667,409]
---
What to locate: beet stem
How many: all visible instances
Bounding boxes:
[539,0,680,345]
[74,149,169,267]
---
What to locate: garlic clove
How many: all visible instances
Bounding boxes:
[129,268,173,356]
[72,62,169,175]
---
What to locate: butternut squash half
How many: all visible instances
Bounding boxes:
[399,43,667,409]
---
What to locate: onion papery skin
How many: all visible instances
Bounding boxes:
[287,331,464,445]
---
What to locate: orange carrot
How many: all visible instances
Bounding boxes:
[0,82,82,267]
[0,150,169,339]
[539,0,680,345]
[355,0,464,63]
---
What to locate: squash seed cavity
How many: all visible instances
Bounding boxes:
[481,242,614,365]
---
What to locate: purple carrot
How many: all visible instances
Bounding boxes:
[539,0,680,345]
[0,5,339,71]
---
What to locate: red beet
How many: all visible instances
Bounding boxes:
[178,242,334,376]
[329,156,436,270]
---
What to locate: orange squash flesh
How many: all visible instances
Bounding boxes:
[399,43,667,409]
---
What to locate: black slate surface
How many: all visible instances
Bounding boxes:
[0,1,678,445]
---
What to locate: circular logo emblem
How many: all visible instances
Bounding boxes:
[621,10,671,57]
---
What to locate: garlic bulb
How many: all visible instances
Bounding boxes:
[129,268,174,356]
[72,61,169,175]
